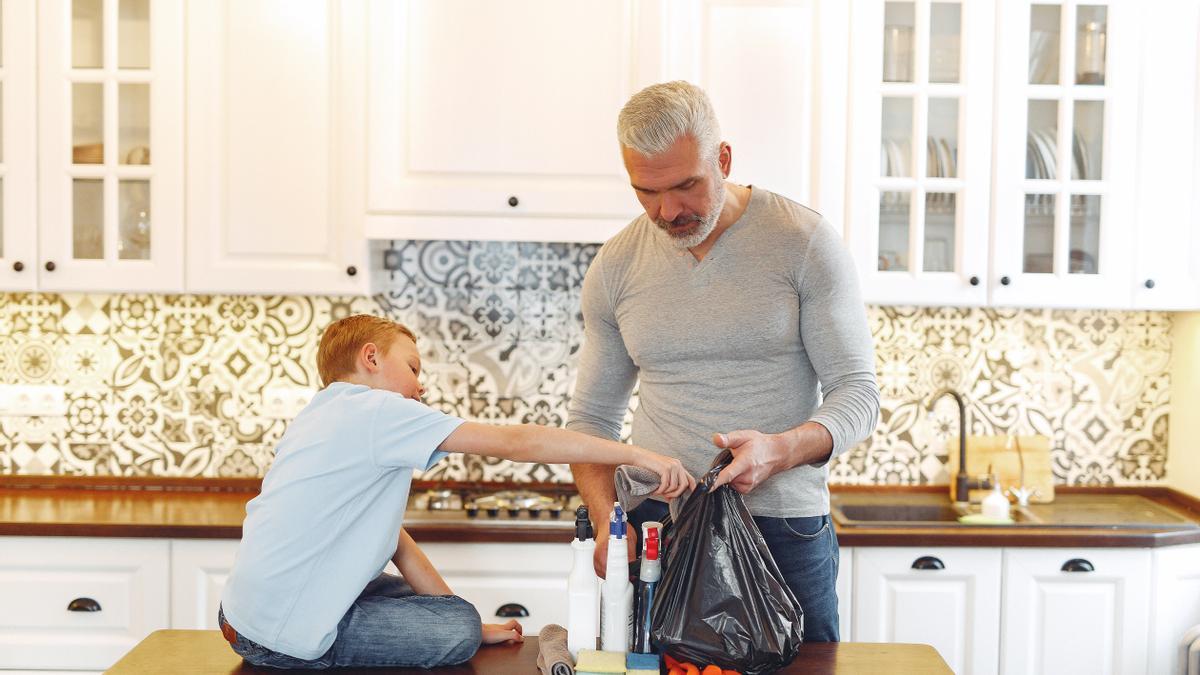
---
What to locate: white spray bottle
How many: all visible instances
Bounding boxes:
[599,502,633,651]
[566,505,599,658]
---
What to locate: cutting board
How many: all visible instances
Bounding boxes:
[945,435,1054,504]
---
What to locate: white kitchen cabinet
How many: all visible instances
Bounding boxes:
[0,0,37,291]
[990,0,1142,309]
[853,546,1001,675]
[0,537,169,671]
[170,538,239,630]
[846,0,995,306]
[837,545,853,641]
[420,542,572,634]
[37,0,185,293]
[185,0,369,295]
[1148,544,1200,675]
[365,0,656,243]
[1131,1,1200,311]
[1000,547,1150,675]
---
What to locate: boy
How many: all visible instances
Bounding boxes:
[218,315,693,669]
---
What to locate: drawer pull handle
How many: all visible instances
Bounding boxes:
[911,556,945,570]
[495,602,529,618]
[67,597,102,612]
[1061,558,1095,572]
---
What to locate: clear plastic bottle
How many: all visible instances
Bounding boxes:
[566,506,599,658]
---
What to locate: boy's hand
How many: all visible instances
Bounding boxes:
[482,619,524,645]
[632,448,696,498]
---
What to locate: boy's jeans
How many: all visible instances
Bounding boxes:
[218,573,482,669]
[628,498,841,643]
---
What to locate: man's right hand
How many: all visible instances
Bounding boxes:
[592,525,639,579]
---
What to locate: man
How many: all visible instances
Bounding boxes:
[565,81,880,642]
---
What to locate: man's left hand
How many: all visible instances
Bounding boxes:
[709,430,789,493]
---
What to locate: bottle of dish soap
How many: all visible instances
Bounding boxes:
[982,474,1011,520]
[600,502,633,651]
[566,505,599,658]
[633,521,662,653]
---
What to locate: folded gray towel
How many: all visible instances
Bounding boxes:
[536,623,573,675]
[614,464,689,522]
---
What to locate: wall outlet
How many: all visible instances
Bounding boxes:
[0,384,68,417]
[262,387,317,419]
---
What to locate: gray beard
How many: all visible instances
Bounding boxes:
[655,185,727,251]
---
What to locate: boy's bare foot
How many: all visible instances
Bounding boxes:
[482,619,524,644]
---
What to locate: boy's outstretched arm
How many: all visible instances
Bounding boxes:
[438,423,696,497]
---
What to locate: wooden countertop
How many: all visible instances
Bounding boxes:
[3,476,1199,547]
[107,631,952,674]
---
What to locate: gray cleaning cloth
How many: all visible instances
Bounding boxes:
[536,623,573,675]
[614,464,689,522]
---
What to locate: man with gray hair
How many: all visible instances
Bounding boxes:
[566,81,880,642]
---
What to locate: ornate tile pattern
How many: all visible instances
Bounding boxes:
[0,240,1173,487]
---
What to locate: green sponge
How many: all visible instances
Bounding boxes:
[574,649,626,674]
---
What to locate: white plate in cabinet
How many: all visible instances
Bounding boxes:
[1000,548,1150,675]
[853,547,1001,675]
[0,537,169,671]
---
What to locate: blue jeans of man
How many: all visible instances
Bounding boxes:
[628,499,840,642]
[218,573,482,669]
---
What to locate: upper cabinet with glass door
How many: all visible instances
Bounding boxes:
[0,0,37,291]
[991,1,1140,308]
[847,0,995,306]
[37,0,183,292]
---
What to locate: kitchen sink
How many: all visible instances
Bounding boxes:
[833,498,1041,527]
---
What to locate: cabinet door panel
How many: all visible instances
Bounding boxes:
[0,537,169,671]
[991,0,1141,308]
[366,0,653,242]
[37,0,184,293]
[0,0,37,290]
[1000,548,1150,675]
[170,539,239,630]
[186,0,368,295]
[854,547,1000,675]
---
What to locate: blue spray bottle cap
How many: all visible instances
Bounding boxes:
[609,502,626,538]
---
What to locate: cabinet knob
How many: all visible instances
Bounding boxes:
[45,261,56,272]
[507,196,519,207]
[999,275,1011,286]
[1061,558,1095,572]
[1144,279,1155,289]
[969,275,980,286]
[346,266,357,277]
[67,597,102,612]
[12,261,24,272]
[495,602,529,618]
[911,555,945,570]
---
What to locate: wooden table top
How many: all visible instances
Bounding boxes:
[107,630,952,674]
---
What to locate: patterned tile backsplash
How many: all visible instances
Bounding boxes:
[0,240,1171,486]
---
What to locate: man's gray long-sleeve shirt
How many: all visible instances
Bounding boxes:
[566,187,880,517]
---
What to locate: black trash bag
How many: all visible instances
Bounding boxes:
[650,450,803,674]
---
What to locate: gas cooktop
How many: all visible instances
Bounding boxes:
[405,488,583,529]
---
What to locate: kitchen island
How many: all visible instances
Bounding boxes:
[107,630,953,674]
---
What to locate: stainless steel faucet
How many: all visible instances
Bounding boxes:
[928,388,992,504]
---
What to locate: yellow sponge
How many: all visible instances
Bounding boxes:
[574,648,626,673]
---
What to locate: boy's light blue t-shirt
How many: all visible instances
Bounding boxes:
[220,382,465,659]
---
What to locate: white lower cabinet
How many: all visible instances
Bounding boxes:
[853,547,1002,675]
[0,537,169,671]
[837,546,853,641]
[1001,548,1151,675]
[170,539,240,630]
[1149,544,1200,675]
[420,543,572,634]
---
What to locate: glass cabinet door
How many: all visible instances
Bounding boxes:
[848,0,994,306]
[993,0,1139,307]
[38,0,182,292]
[0,0,37,290]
